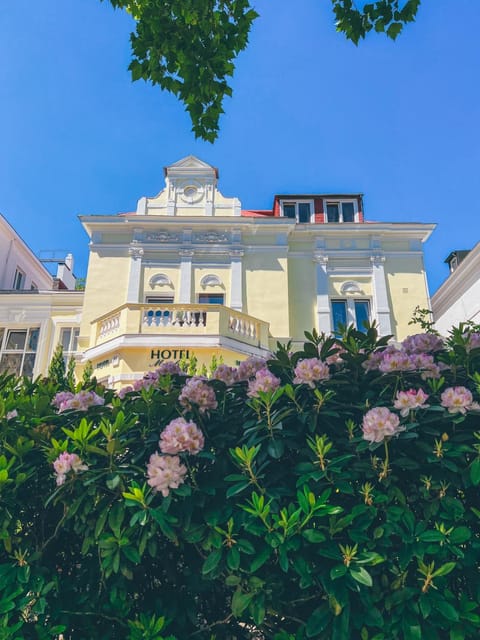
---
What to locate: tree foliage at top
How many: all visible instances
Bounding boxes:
[104,0,421,141]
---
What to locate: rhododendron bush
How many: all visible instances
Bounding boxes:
[1,325,480,639]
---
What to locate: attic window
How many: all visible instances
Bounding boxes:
[325,201,357,223]
[281,201,313,223]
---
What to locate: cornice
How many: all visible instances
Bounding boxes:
[431,242,480,315]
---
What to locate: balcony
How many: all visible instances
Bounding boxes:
[90,303,270,353]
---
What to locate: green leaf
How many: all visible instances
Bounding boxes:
[303,529,327,543]
[249,546,271,572]
[306,606,331,638]
[267,439,285,459]
[202,549,223,575]
[108,502,124,538]
[226,481,250,498]
[330,565,348,580]
[432,562,456,577]
[449,527,471,544]
[350,566,373,586]
[435,601,459,622]
[231,589,254,617]
[404,626,422,640]
[470,458,480,485]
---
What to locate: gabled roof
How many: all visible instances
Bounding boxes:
[163,155,219,178]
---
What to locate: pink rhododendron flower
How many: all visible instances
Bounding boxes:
[362,407,404,443]
[133,371,159,392]
[394,388,429,417]
[237,357,267,381]
[179,377,218,413]
[402,333,444,354]
[212,364,239,386]
[440,387,479,414]
[378,350,414,373]
[159,417,204,455]
[53,451,88,486]
[6,410,18,420]
[362,350,385,372]
[53,391,104,413]
[465,332,480,352]
[146,453,187,497]
[247,369,281,398]
[52,391,75,409]
[156,361,183,376]
[117,385,133,399]
[293,358,330,388]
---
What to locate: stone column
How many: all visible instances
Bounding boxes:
[126,244,144,303]
[371,254,393,336]
[229,249,244,311]
[179,249,194,303]
[313,252,331,335]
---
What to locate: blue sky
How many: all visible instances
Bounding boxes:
[1,0,479,293]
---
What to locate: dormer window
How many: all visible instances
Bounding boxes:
[281,200,313,223]
[325,200,357,223]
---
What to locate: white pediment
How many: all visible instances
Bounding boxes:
[167,155,215,172]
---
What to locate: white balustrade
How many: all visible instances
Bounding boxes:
[98,313,120,338]
[228,314,257,340]
[142,307,208,329]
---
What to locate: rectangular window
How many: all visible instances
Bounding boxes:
[30,282,38,291]
[13,268,25,290]
[198,293,225,305]
[331,300,370,335]
[0,327,39,377]
[325,201,357,223]
[145,296,174,304]
[354,300,370,331]
[59,327,80,366]
[281,201,313,223]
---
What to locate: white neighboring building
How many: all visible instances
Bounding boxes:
[431,244,480,335]
[0,214,53,291]
[0,213,83,378]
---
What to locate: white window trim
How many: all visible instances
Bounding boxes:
[323,199,359,223]
[280,199,315,224]
[59,326,80,354]
[0,326,40,377]
[13,267,25,290]
[145,295,175,304]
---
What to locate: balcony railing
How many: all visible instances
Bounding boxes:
[92,304,270,350]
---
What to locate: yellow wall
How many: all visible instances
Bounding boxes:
[244,254,290,338]
[78,252,131,348]
[288,257,316,342]
[385,256,429,340]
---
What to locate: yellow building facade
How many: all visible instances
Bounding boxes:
[0,156,435,386]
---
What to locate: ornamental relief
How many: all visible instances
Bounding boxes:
[145,232,180,243]
[194,231,230,244]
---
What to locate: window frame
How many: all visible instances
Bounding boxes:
[13,268,25,290]
[0,326,40,377]
[324,199,359,223]
[145,296,175,304]
[280,199,315,224]
[331,298,371,335]
[198,293,225,305]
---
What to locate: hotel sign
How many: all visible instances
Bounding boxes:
[150,348,190,364]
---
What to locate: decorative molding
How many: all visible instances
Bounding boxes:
[313,252,329,265]
[149,273,174,288]
[195,231,230,244]
[370,253,386,265]
[128,245,144,260]
[200,274,223,287]
[146,232,180,243]
[179,249,194,259]
[340,281,364,295]
[229,249,245,259]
